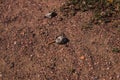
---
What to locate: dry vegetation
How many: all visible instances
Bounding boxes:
[61,0,120,24]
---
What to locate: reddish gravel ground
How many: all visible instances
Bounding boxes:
[0,0,120,80]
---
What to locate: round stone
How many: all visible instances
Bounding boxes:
[55,36,69,44]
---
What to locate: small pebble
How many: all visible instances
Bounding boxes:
[55,35,69,44]
[0,72,2,77]
[58,17,63,21]
[44,12,57,18]
[80,56,85,60]
[14,41,17,45]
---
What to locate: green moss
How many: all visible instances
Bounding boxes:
[112,48,120,53]
[60,0,120,24]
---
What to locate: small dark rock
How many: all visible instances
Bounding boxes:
[10,62,15,68]
[55,35,69,44]
[32,33,36,37]
[58,17,63,21]
[44,12,57,18]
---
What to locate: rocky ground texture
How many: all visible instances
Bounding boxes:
[0,0,120,80]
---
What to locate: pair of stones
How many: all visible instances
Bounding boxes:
[45,12,69,44]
